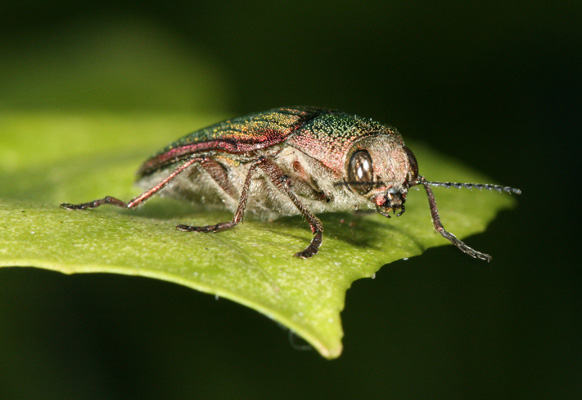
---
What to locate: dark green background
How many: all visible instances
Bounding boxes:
[1,1,580,399]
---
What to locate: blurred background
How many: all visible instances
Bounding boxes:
[0,1,580,399]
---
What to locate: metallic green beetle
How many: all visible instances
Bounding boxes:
[61,106,521,260]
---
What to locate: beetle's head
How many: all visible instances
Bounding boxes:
[339,131,521,262]
[344,135,418,218]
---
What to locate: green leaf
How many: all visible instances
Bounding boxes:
[0,112,516,358]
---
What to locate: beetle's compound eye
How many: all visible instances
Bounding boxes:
[348,150,374,194]
[404,146,419,183]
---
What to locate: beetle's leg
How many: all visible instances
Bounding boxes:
[198,157,236,198]
[290,159,332,202]
[60,157,205,210]
[419,176,492,262]
[177,157,324,258]
[176,157,263,233]
[257,157,324,259]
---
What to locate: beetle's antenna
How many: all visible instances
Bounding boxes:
[415,181,521,195]
[335,180,522,195]
[334,181,390,189]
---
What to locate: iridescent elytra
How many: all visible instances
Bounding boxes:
[61,106,521,261]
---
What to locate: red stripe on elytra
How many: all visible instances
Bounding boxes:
[138,137,285,176]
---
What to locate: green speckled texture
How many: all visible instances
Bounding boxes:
[138,107,334,176]
[288,112,403,173]
[138,107,402,177]
[170,107,326,146]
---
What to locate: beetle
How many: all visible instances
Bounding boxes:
[61,106,520,261]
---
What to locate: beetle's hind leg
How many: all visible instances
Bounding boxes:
[61,157,205,211]
[61,196,130,210]
[177,156,324,258]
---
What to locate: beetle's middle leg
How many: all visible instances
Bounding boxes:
[177,156,324,258]
[197,157,236,198]
[176,157,263,233]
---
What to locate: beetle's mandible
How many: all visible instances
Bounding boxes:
[61,106,521,261]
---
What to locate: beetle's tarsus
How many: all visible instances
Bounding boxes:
[437,229,492,262]
[60,202,81,210]
[60,196,128,210]
[177,222,237,233]
[294,231,323,259]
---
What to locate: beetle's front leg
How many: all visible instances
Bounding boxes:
[419,176,492,262]
[256,158,324,258]
[177,156,324,258]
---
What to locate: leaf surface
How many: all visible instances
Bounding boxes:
[0,112,516,358]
